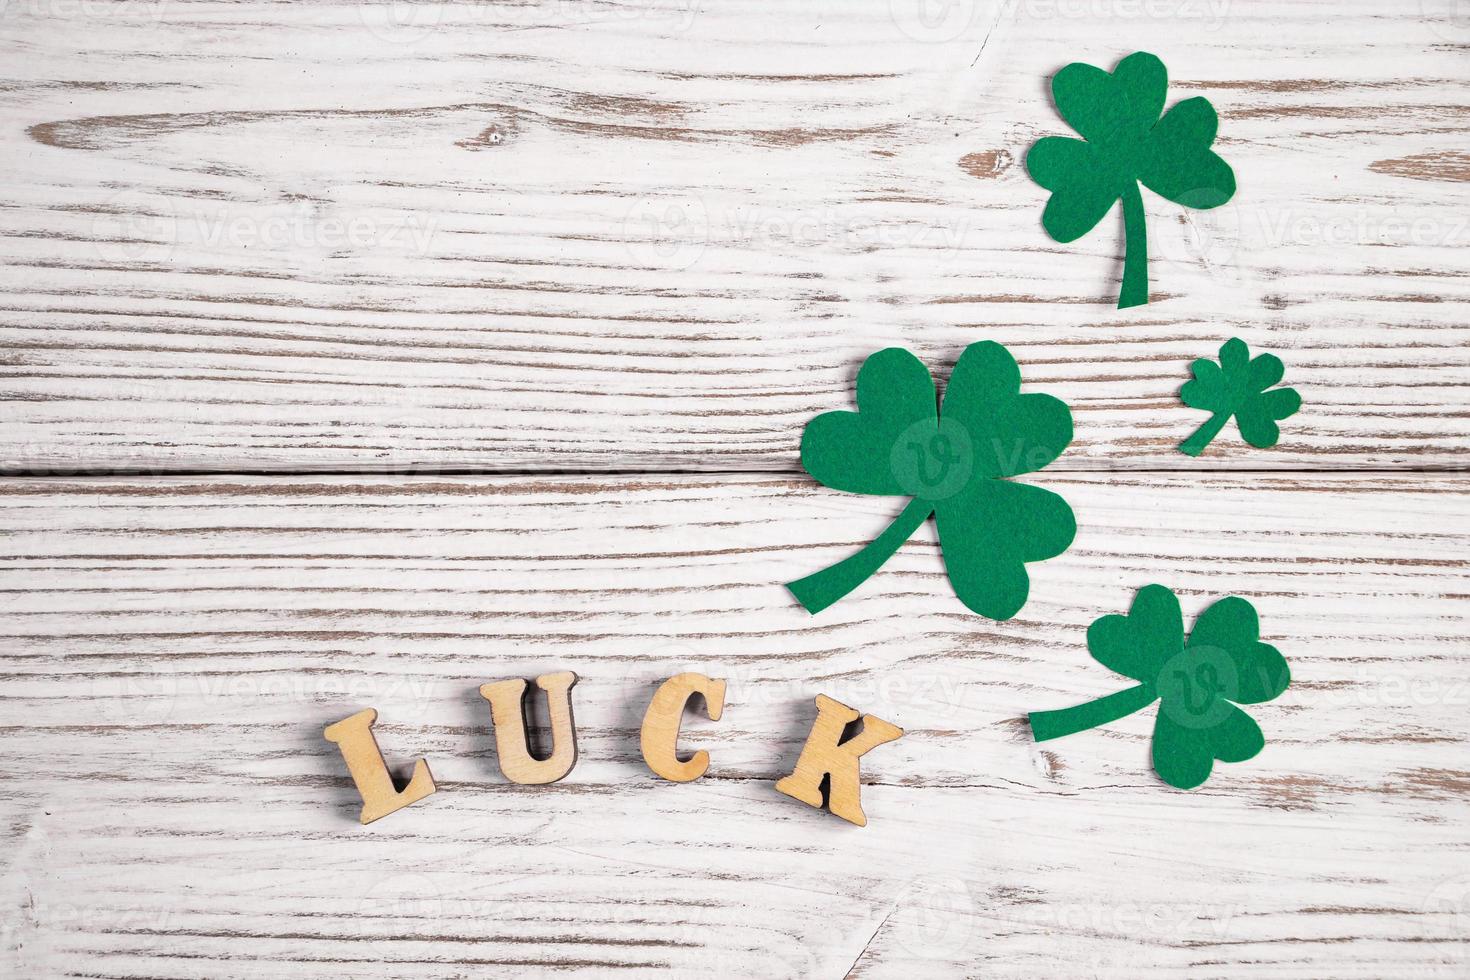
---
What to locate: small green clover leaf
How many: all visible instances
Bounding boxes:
[1026,51,1236,309]
[1178,337,1302,456]
[788,341,1075,620]
[1028,585,1291,789]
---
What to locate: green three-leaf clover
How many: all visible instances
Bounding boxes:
[1178,337,1302,456]
[1027,51,1236,309]
[787,341,1076,620]
[1029,585,1290,789]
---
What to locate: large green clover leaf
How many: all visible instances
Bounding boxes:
[1178,337,1302,456]
[1026,51,1236,309]
[788,341,1075,620]
[1028,585,1291,789]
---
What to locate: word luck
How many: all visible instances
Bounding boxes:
[323,672,902,827]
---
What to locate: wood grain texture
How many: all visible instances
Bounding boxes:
[1,3,1467,977]
[0,473,1466,977]
[0,1,1467,474]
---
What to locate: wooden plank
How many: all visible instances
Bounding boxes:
[0,472,1465,977]
[0,2,1467,473]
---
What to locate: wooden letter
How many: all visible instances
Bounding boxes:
[775,695,903,827]
[479,671,579,784]
[639,672,726,782]
[322,708,436,825]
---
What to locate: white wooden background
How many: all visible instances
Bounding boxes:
[0,1,1467,977]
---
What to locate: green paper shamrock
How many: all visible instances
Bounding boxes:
[1178,337,1301,456]
[1028,585,1290,789]
[1026,51,1236,309]
[787,341,1076,620]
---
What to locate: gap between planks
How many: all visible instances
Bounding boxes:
[2,464,1466,480]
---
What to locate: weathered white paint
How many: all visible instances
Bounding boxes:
[0,1,1466,473]
[0,1,1467,977]
[0,474,1466,977]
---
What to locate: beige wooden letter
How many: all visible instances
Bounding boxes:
[639,672,726,782]
[322,708,437,825]
[479,671,579,784]
[775,695,903,827]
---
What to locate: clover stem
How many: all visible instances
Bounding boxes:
[1178,411,1231,457]
[1118,181,1149,309]
[1029,683,1157,742]
[786,498,934,615]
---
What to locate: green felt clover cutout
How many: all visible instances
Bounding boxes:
[1029,585,1291,789]
[1179,337,1302,456]
[1026,51,1236,309]
[787,341,1075,620]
